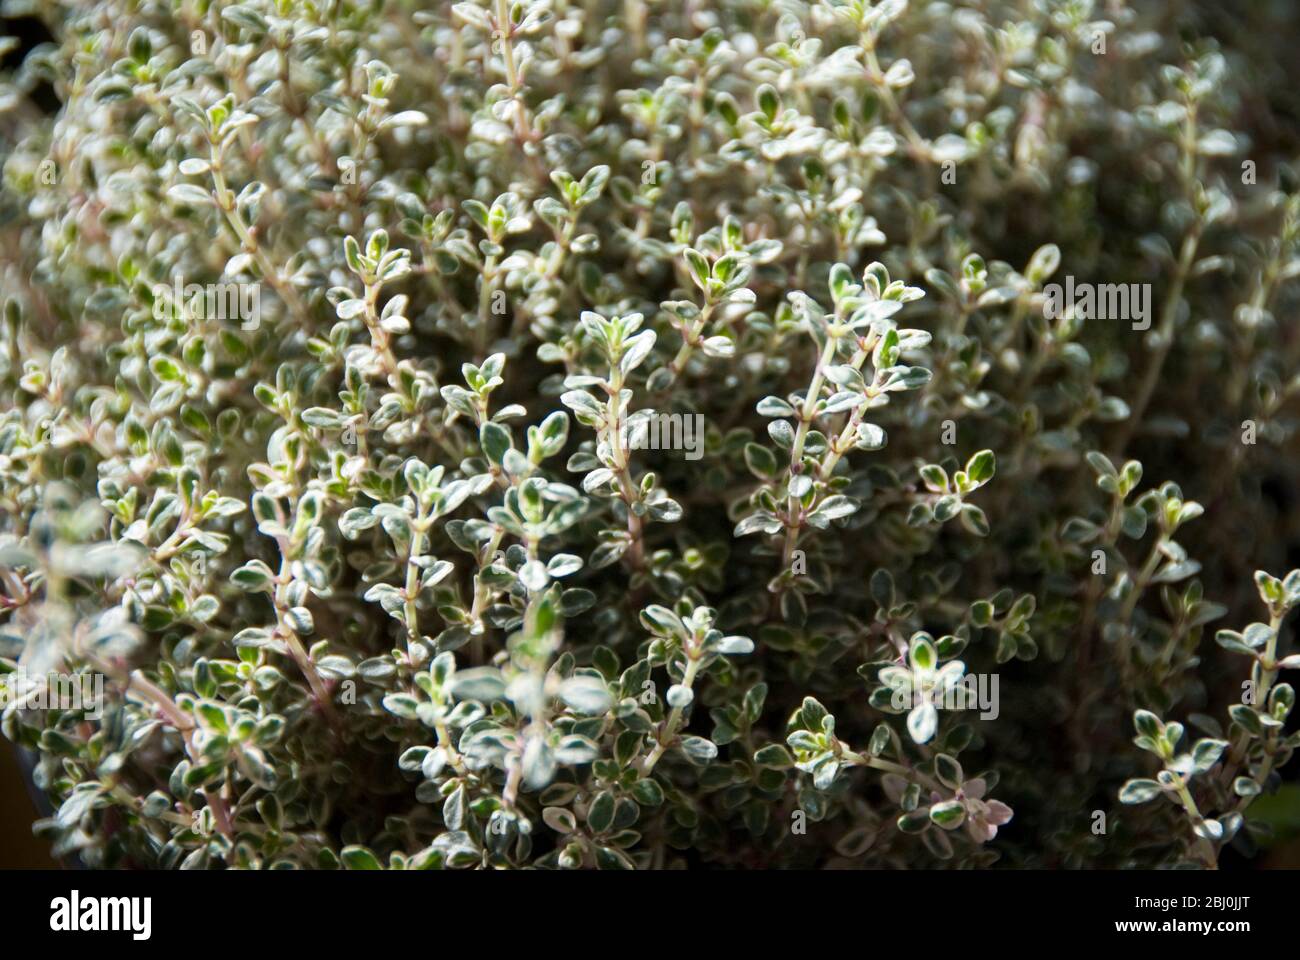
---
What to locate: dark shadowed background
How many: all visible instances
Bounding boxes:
[1,747,55,867]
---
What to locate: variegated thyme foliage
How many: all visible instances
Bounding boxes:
[2,0,1300,869]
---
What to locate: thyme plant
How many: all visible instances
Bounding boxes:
[2,0,1299,869]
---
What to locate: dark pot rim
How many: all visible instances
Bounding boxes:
[9,744,86,868]
[13,744,55,820]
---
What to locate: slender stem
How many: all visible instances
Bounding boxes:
[606,367,646,571]
[1117,228,1201,453]
[1117,90,1202,454]
[469,526,506,659]
[818,345,883,482]
[477,253,498,355]
[667,303,714,382]
[1111,536,1165,693]
[841,746,944,794]
[403,509,428,651]
[862,40,928,160]
[779,334,839,571]
[361,278,400,387]
[209,159,308,326]
[89,656,235,842]
[1172,777,1219,869]
[274,555,335,717]
[493,0,536,158]
[1075,488,1125,670]
[641,655,701,775]
[434,712,471,779]
[1218,610,1284,789]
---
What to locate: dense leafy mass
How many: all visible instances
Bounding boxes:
[2,0,1300,869]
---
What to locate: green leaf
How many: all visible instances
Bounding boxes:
[679,736,719,763]
[587,790,616,833]
[965,449,995,485]
[480,421,511,465]
[909,634,936,672]
[754,744,794,768]
[934,753,963,790]
[1191,738,1228,773]
[929,800,966,829]
[744,442,778,479]
[340,846,384,870]
[1133,710,1163,740]
[1119,779,1163,804]
[684,249,710,290]
[560,675,613,715]
[449,667,507,702]
[631,779,665,806]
